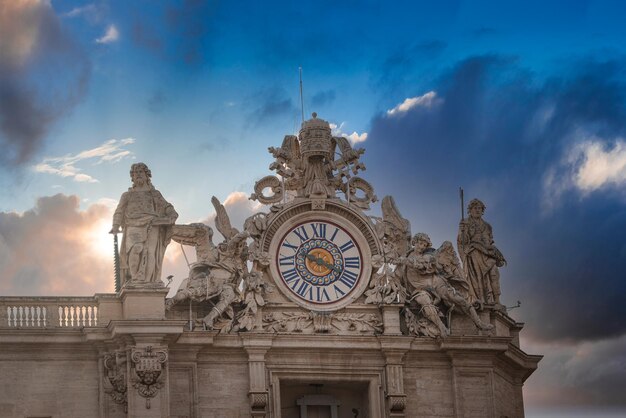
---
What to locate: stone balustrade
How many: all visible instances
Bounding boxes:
[0,294,121,329]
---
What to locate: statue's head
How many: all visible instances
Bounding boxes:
[411,232,431,250]
[467,198,485,218]
[130,163,152,187]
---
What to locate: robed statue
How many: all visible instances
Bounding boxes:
[110,163,178,287]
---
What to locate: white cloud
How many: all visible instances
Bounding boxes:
[96,24,119,44]
[33,138,135,183]
[541,135,626,212]
[386,91,439,116]
[329,122,368,145]
[62,4,99,19]
[573,140,626,192]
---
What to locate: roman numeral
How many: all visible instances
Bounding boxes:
[296,281,313,300]
[333,284,346,298]
[316,287,331,302]
[339,269,358,288]
[279,254,295,266]
[282,268,299,283]
[339,240,355,253]
[310,223,327,238]
[282,240,298,252]
[344,257,360,269]
[330,227,340,241]
[292,226,310,243]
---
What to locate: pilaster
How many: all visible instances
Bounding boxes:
[242,334,274,418]
[378,336,411,417]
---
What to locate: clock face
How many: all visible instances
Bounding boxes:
[275,220,363,307]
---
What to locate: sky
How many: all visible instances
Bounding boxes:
[1,0,626,416]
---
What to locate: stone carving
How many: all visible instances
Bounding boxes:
[397,233,493,337]
[167,197,273,332]
[367,196,493,338]
[130,346,167,409]
[457,198,506,309]
[366,196,411,305]
[110,163,178,287]
[262,311,383,334]
[388,394,407,412]
[103,351,127,412]
[251,113,377,209]
[249,391,269,409]
[167,196,249,329]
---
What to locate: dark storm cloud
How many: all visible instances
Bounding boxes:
[366,54,626,343]
[0,1,90,166]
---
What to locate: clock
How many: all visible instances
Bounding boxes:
[269,213,371,311]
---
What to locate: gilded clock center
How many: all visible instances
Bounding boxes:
[305,248,334,276]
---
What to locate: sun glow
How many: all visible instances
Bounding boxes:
[88,219,116,261]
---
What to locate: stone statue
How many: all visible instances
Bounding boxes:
[167,196,250,330]
[397,233,493,337]
[457,198,506,308]
[110,163,178,287]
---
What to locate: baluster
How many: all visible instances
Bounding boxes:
[79,306,85,326]
[18,306,24,327]
[60,306,66,327]
[71,306,77,327]
[43,306,48,327]
[0,304,6,327]
[8,306,16,327]
[25,306,31,327]
[93,306,98,326]
[35,306,41,327]
[87,306,93,327]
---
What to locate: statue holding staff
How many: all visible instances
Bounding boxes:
[457,198,506,308]
[110,163,178,287]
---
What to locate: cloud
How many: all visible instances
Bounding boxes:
[366,54,626,345]
[0,0,90,165]
[61,4,104,23]
[330,122,368,145]
[523,334,626,408]
[95,24,119,44]
[33,138,135,183]
[386,91,440,116]
[0,194,115,296]
[572,139,626,191]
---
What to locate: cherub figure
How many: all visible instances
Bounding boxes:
[397,233,493,337]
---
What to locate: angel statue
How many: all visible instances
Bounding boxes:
[167,196,250,330]
[396,233,493,337]
[365,196,411,304]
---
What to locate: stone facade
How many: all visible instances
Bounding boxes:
[0,114,540,417]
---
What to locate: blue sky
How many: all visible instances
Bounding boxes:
[1,1,626,415]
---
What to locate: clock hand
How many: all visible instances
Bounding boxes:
[306,253,342,274]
